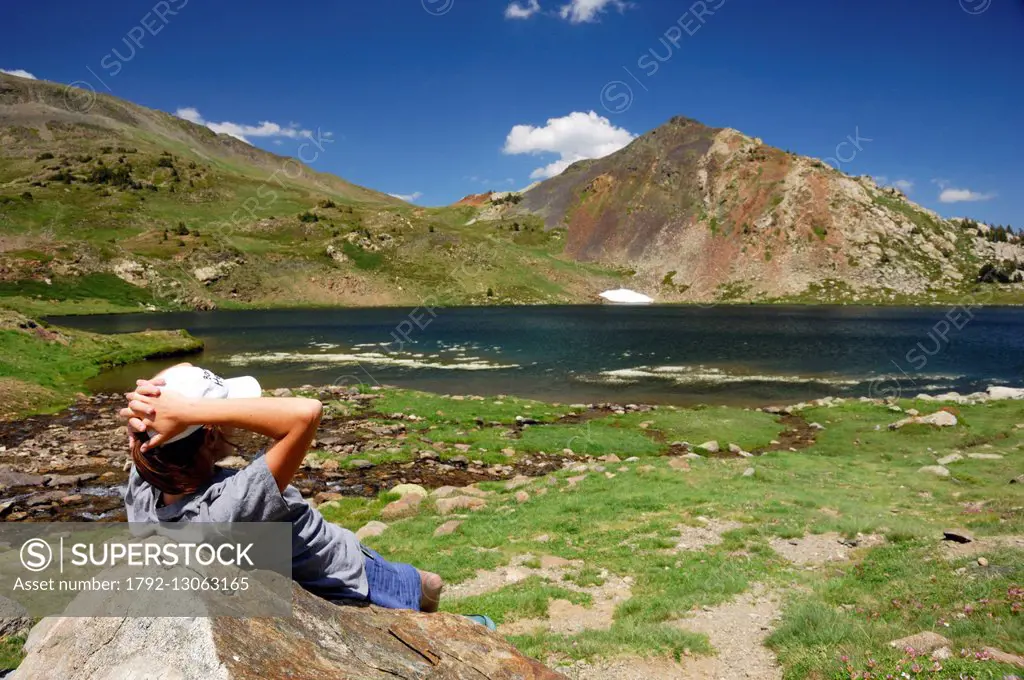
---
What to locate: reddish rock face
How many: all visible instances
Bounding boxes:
[515,115,1017,302]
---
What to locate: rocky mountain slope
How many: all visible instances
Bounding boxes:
[512,116,1023,303]
[1,73,1020,312]
[0,73,621,314]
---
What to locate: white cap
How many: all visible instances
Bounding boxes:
[150,366,262,445]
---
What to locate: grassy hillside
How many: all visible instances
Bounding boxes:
[0,309,201,418]
[1,74,1020,313]
[0,73,625,315]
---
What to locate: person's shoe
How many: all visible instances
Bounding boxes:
[464,614,497,631]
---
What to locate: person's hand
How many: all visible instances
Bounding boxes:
[122,378,165,448]
[122,380,198,451]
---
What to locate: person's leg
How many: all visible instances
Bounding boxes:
[418,569,443,613]
[363,546,441,612]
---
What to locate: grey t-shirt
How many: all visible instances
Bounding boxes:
[124,455,368,600]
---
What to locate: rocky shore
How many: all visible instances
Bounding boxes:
[0,386,647,522]
[2,383,1022,525]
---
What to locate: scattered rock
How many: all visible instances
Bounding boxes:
[889,411,958,430]
[987,386,1024,401]
[355,521,389,540]
[697,441,720,454]
[977,557,989,567]
[533,534,550,543]
[435,496,486,515]
[314,491,344,504]
[742,467,756,477]
[457,486,490,499]
[46,473,98,488]
[0,469,46,490]
[349,459,373,470]
[936,453,963,465]
[728,443,743,454]
[667,458,690,471]
[918,465,950,478]
[967,453,1003,460]
[809,422,825,431]
[515,491,530,503]
[505,476,532,491]
[380,495,422,520]
[888,631,951,653]
[433,520,462,537]
[390,483,428,499]
[566,475,587,487]
[271,387,294,398]
[981,646,1024,668]
[942,528,974,544]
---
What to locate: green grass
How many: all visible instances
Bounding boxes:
[0,274,154,308]
[441,576,593,624]
[343,391,1024,674]
[0,637,25,671]
[0,310,202,417]
[769,544,1024,679]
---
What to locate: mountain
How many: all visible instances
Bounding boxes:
[0,74,621,314]
[514,116,1024,303]
[1,74,1020,313]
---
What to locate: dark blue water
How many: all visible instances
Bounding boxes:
[51,305,1024,406]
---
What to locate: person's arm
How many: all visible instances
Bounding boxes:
[124,388,322,492]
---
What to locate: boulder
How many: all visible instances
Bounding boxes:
[355,521,389,540]
[391,484,429,499]
[435,496,486,515]
[0,469,45,490]
[888,631,951,653]
[889,411,958,430]
[987,385,1024,401]
[433,520,462,537]
[14,582,561,679]
[381,495,423,520]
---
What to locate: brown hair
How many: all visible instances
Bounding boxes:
[130,427,236,495]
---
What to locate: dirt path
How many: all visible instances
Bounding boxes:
[561,585,783,680]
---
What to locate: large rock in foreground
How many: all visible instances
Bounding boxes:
[15,582,562,679]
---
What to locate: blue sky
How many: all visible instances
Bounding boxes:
[3,0,1022,225]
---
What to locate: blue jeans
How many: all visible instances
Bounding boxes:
[360,545,422,611]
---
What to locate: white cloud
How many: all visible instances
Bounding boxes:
[939,187,996,203]
[505,0,541,19]
[503,110,635,179]
[174,107,315,144]
[874,176,914,193]
[558,0,629,23]
[389,191,423,202]
[1,68,37,79]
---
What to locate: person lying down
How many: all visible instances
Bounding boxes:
[120,363,443,612]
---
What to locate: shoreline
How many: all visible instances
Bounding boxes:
[29,295,1024,319]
